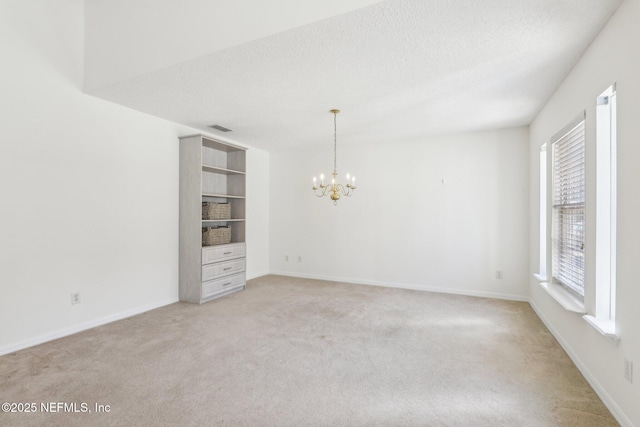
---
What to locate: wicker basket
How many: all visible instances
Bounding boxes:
[202,202,231,220]
[202,226,231,246]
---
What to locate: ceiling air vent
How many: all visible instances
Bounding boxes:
[209,124,232,132]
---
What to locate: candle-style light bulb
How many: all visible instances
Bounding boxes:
[346,173,350,180]
[320,174,324,185]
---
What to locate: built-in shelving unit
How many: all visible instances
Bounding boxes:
[179,134,247,304]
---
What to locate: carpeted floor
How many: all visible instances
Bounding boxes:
[0,275,618,426]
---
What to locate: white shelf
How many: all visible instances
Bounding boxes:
[202,165,245,175]
[202,219,245,223]
[202,193,246,199]
[200,136,246,153]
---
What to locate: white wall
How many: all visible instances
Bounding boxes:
[270,127,529,300]
[0,0,270,355]
[528,0,640,425]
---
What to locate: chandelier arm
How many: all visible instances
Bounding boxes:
[313,180,357,197]
[313,186,332,197]
[335,184,354,197]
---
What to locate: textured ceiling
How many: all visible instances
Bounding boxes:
[88,0,622,152]
[84,0,383,90]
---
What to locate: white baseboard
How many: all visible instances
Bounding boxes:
[247,270,270,281]
[0,297,179,357]
[268,271,529,302]
[528,300,633,427]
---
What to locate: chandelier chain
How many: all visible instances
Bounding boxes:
[333,111,337,173]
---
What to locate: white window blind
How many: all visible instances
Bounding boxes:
[552,116,586,296]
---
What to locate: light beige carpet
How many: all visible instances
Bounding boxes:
[0,275,618,426]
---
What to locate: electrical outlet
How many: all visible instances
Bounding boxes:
[496,270,503,279]
[298,256,302,263]
[71,292,81,305]
[285,255,289,262]
[624,358,633,383]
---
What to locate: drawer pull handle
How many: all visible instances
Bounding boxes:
[223,267,232,271]
[222,282,232,286]
[223,251,233,255]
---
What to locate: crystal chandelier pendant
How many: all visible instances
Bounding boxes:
[312,109,357,205]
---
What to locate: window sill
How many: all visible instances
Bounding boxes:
[583,315,620,344]
[533,273,547,282]
[538,281,586,314]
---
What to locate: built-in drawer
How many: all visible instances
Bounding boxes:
[202,272,245,299]
[202,243,246,265]
[202,258,245,282]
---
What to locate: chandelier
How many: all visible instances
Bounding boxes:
[312,109,357,205]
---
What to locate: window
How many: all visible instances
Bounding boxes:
[540,88,618,339]
[594,84,617,321]
[551,114,586,297]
